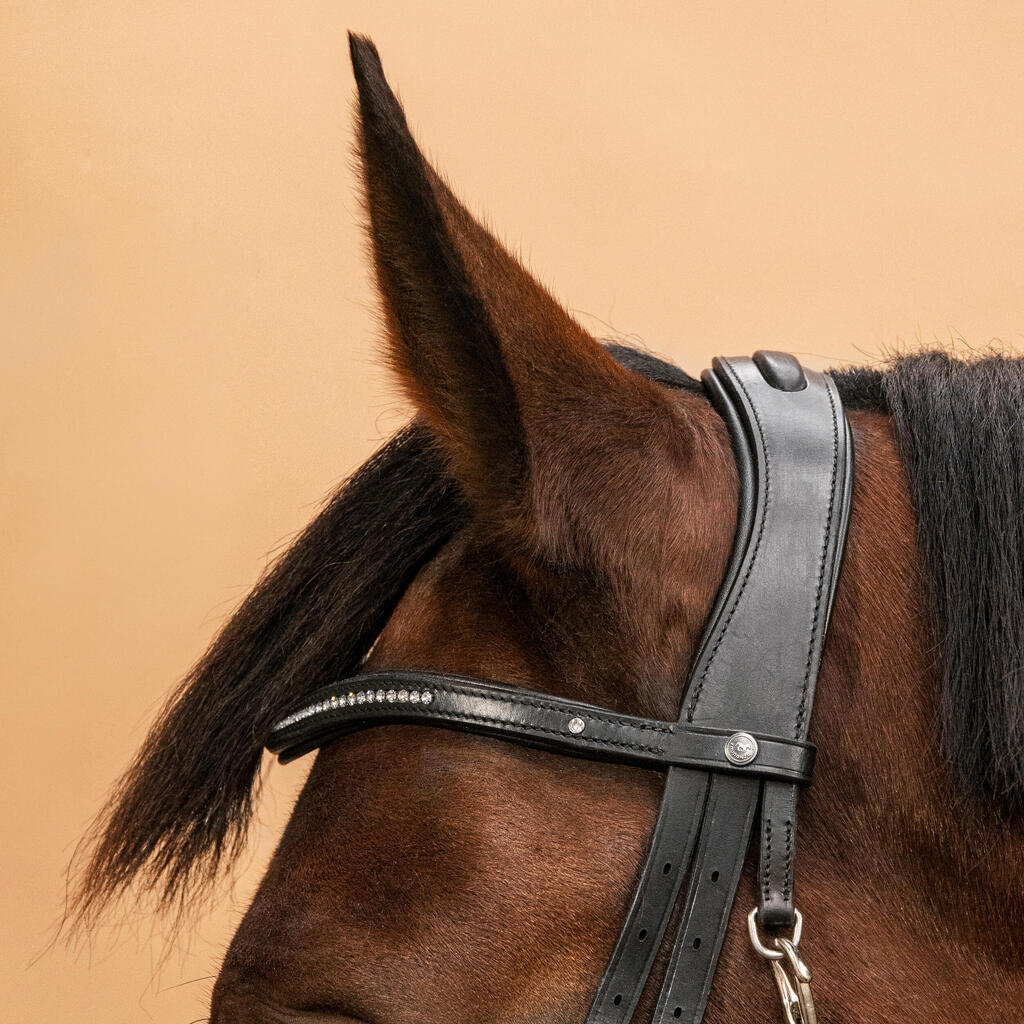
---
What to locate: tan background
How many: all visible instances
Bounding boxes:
[3,3,1023,1020]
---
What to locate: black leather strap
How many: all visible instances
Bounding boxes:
[583,354,767,1024]
[588,353,851,1024]
[645,354,851,1024]
[653,775,758,1023]
[268,671,816,784]
[584,770,710,1024]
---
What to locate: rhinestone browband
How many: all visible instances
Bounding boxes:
[274,686,434,731]
[267,670,816,785]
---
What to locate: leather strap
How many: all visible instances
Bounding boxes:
[654,774,758,1023]
[588,353,852,1024]
[585,770,710,1024]
[646,355,851,1024]
[268,671,816,784]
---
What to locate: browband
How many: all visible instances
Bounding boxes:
[265,352,853,1024]
[269,670,816,784]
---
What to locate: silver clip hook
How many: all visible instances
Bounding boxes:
[748,909,817,1024]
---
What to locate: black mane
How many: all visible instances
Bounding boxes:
[73,346,1024,921]
[879,353,1024,807]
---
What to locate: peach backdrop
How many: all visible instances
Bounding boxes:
[3,3,1022,1020]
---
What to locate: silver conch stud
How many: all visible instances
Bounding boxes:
[567,716,586,735]
[725,731,758,766]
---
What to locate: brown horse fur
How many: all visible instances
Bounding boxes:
[77,33,1024,1024]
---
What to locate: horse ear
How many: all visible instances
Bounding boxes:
[349,34,695,561]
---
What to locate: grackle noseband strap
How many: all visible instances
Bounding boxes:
[267,352,853,1024]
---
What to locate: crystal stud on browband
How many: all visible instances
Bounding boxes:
[273,687,436,731]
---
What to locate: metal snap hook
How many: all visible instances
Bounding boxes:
[747,908,817,1024]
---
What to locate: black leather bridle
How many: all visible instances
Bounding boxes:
[267,352,854,1024]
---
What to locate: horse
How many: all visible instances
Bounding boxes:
[72,33,1024,1023]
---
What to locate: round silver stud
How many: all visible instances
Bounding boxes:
[409,690,421,703]
[421,690,434,704]
[398,689,409,702]
[567,716,586,735]
[724,731,759,766]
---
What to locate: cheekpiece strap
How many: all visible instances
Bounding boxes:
[587,352,852,1024]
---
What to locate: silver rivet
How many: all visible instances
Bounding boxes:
[568,716,586,735]
[724,731,758,766]
[397,689,409,702]
[386,689,397,703]
[409,690,421,703]
[421,691,434,704]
